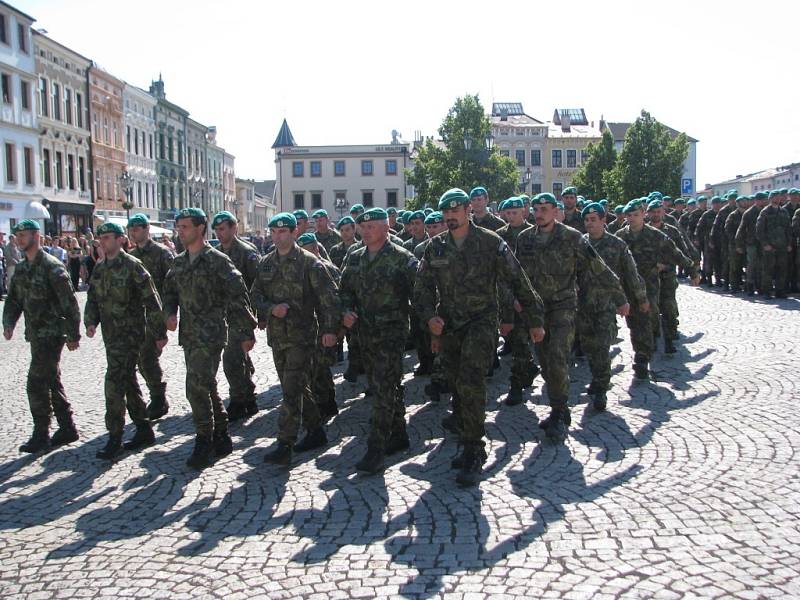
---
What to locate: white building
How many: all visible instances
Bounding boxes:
[0,2,48,234]
[706,162,800,198]
[271,119,411,222]
[223,150,235,213]
[122,83,158,222]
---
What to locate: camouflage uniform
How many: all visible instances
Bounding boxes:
[711,203,736,285]
[472,211,505,232]
[694,208,721,283]
[607,218,626,235]
[2,249,81,436]
[562,209,585,233]
[651,222,695,342]
[314,227,342,254]
[736,203,762,293]
[794,207,800,291]
[403,234,433,373]
[784,199,800,292]
[219,236,260,411]
[415,223,543,450]
[129,239,174,410]
[725,207,746,291]
[310,257,341,419]
[250,244,339,444]
[579,232,647,393]
[162,244,256,440]
[340,240,418,451]
[84,252,165,437]
[756,204,792,296]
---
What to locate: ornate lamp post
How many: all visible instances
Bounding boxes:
[119,171,134,220]
[335,196,349,220]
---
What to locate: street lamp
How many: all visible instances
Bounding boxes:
[519,168,531,193]
[335,196,349,219]
[119,171,134,219]
[485,132,494,151]
[463,131,473,151]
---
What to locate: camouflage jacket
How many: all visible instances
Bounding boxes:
[472,211,505,232]
[735,204,761,248]
[583,232,647,310]
[693,209,719,244]
[756,205,792,248]
[724,209,746,249]
[515,221,621,312]
[219,236,260,289]
[607,218,626,235]
[497,222,532,250]
[562,210,585,233]
[250,244,339,349]
[793,207,800,239]
[328,239,358,269]
[340,239,418,335]
[129,239,174,297]
[651,222,696,271]
[686,209,704,241]
[414,223,543,331]
[402,234,428,253]
[2,248,81,342]
[677,210,692,233]
[711,204,735,243]
[314,228,342,254]
[84,251,166,343]
[162,243,256,348]
[662,213,680,230]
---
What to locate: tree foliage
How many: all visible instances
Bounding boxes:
[571,130,617,200]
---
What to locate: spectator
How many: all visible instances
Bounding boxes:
[4,233,23,282]
[67,238,82,290]
[50,236,67,263]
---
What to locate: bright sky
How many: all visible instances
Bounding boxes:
[18,0,800,188]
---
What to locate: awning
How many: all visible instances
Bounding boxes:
[24,200,51,219]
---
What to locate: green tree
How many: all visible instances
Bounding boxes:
[405,94,518,208]
[605,110,689,204]
[571,130,617,200]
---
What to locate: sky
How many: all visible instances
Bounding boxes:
[17,0,800,188]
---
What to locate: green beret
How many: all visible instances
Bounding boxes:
[726,191,738,200]
[711,196,723,204]
[755,191,768,200]
[788,188,799,195]
[648,191,663,200]
[469,186,488,198]
[599,199,608,205]
[531,193,558,207]
[211,211,237,228]
[386,207,398,215]
[498,200,508,211]
[780,188,788,194]
[396,212,407,224]
[336,216,355,229]
[686,198,697,206]
[561,186,577,196]
[96,222,125,236]
[581,202,606,218]
[356,207,388,224]
[504,197,525,209]
[423,207,433,215]
[736,195,748,203]
[407,210,425,222]
[647,199,663,211]
[556,201,565,210]
[576,199,586,209]
[311,209,328,219]
[613,205,624,214]
[696,195,707,202]
[175,207,206,221]
[424,211,444,224]
[293,209,309,220]
[662,196,672,202]
[437,188,470,210]
[296,233,317,247]
[519,194,531,205]
[769,190,780,198]
[673,198,685,205]
[12,219,40,233]
[269,212,297,229]
[127,213,150,228]
[622,200,643,214]
[349,204,365,214]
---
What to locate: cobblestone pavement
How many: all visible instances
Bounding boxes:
[0,286,799,599]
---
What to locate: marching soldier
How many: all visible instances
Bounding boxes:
[470,186,505,231]
[736,191,768,295]
[756,190,792,298]
[312,209,342,254]
[561,187,585,233]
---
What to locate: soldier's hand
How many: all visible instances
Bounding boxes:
[343,311,358,329]
[86,325,96,338]
[529,327,545,343]
[155,338,168,351]
[430,337,440,353]
[513,300,522,313]
[617,303,630,317]
[272,303,289,319]
[691,274,701,286]
[321,333,337,348]
[66,341,80,351]
[3,328,12,340]
[640,302,650,313]
[165,315,178,331]
[428,316,445,336]
[241,338,256,352]
[500,323,514,336]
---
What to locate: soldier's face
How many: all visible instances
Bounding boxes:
[507,208,526,226]
[99,233,123,257]
[649,208,664,224]
[128,225,149,245]
[471,194,488,212]
[175,218,204,246]
[584,213,605,237]
[270,227,294,250]
[214,221,236,245]
[408,219,424,238]
[562,194,577,209]
[626,208,645,227]
[388,214,397,226]
[315,217,329,231]
[360,220,389,246]
[295,220,308,235]
[426,222,446,237]
[15,230,36,251]
[339,224,355,242]
[443,205,468,230]
[533,203,555,226]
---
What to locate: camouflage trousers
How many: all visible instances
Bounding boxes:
[183,344,227,439]
[222,340,256,405]
[310,344,336,405]
[345,327,362,372]
[625,298,656,364]
[27,337,72,427]
[105,342,149,437]
[137,334,166,402]
[411,314,433,370]
[658,273,680,342]
[508,313,534,388]
[272,344,320,444]
[718,240,729,282]
[745,245,761,288]
[576,309,617,392]
[729,245,745,289]
[534,309,575,411]
[359,330,407,450]
[760,249,788,294]
[440,317,496,448]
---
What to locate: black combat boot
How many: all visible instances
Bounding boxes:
[186,435,214,469]
[451,445,488,469]
[146,395,169,420]
[414,359,433,377]
[50,412,79,447]
[19,420,50,453]
[294,427,327,453]
[504,386,524,406]
[441,412,461,434]
[746,284,755,296]
[263,441,292,466]
[542,408,570,442]
[592,392,608,411]
[244,396,260,418]
[343,365,361,382]
[486,354,500,377]
[213,428,233,457]
[664,338,677,355]
[585,382,598,395]
[455,445,483,487]
[633,356,650,380]
[355,444,385,475]
[123,422,155,451]
[96,434,123,460]
[424,381,442,402]
[319,391,339,423]
[385,427,410,456]
[521,364,540,389]
[226,401,247,422]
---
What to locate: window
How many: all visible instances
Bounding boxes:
[103,117,109,144]
[553,182,563,197]
[20,79,29,110]
[55,151,63,189]
[42,148,51,187]
[137,181,142,206]
[567,149,577,168]
[17,23,26,53]
[293,193,304,209]
[113,122,118,147]
[311,192,322,208]
[23,147,33,185]
[310,161,321,177]
[581,149,588,165]
[531,149,541,166]
[52,83,60,120]
[64,89,72,124]
[4,143,15,183]
[67,154,75,189]
[78,156,85,191]
[361,160,373,176]
[0,14,6,45]
[362,191,373,207]
[500,150,509,157]
[126,125,131,152]
[531,183,542,195]
[499,128,508,136]
[334,160,345,176]
[387,190,398,207]
[134,128,139,155]
[551,149,562,168]
[159,133,165,159]
[1,73,11,104]
[516,128,525,136]
[515,149,526,167]
[39,77,47,116]
[168,137,173,162]
[292,161,303,177]
[385,159,397,175]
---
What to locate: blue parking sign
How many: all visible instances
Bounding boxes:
[681,178,693,195]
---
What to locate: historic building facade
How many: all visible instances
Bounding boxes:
[122,83,158,222]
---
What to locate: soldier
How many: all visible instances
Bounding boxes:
[293,210,310,236]
[736,191,768,296]
[162,208,257,469]
[251,213,339,467]
[212,211,261,422]
[329,216,363,376]
[607,206,626,234]
[725,195,750,293]
[415,188,544,486]
[329,216,358,269]
[580,203,644,410]
[402,211,427,252]
[710,191,738,289]
[127,213,174,420]
[85,222,167,459]
[312,209,342,254]
[793,204,800,293]
[470,186,505,231]
[388,207,403,234]
[560,187,585,233]
[339,208,418,474]
[756,189,793,298]
[616,200,699,377]
[515,193,622,439]
[784,189,800,293]
[495,197,537,405]
[2,219,81,453]
[401,211,431,375]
